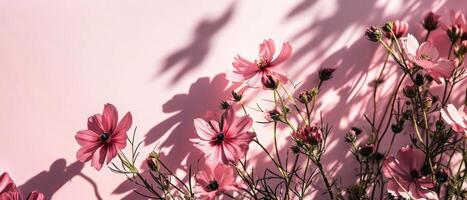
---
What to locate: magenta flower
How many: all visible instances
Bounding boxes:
[190,108,255,165]
[441,104,467,136]
[0,172,44,200]
[75,103,132,170]
[292,123,323,145]
[382,145,438,200]
[194,164,240,200]
[227,39,292,88]
[405,34,455,83]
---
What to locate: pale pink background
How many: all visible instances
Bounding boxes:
[1,0,466,199]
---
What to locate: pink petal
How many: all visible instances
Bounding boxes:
[270,42,292,66]
[405,34,419,56]
[259,39,276,61]
[417,42,439,61]
[102,103,118,133]
[432,59,454,78]
[114,112,132,135]
[110,131,127,149]
[87,114,104,134]
[76,143,102,162]
[0,173,16,193]
[105,144,118,164]
[26,191,45,200]
[194,118,217,140]
[91,145,108,170]
[75,130,99,146]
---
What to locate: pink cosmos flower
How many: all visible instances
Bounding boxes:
[75,103,132,170]
[440,104,467,136]
[190,108,255,165]
[385,20,409,38]
[405,34,455,83]
[194,164,240,200]
[382,145,438,200]
[227,39,292,88]
[291,123,323,145]
[0,172,44,200]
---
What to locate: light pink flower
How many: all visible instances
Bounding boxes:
[190,108,255,165]
[194,164,240,200]
[441,104,467,136]
[0,172,44,200]
[227,39,292,88]
[382,145,438,200]
[75,103,132,170]
[405,34,455,83]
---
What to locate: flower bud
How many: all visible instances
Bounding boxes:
[292,124,323,146]
[220,100,231,110]
[435,168,449,184]
[455,40,467,58]
[267,108,282,122]
[147,152,161,172]
[423,97,433,109]
[231,91,243,102]
[298,90,313,104]
[391,124,403,134]
[350,127,362,135]
[365,26,382,42]
[422,12,440,31]
[261,75,279,90]
[318,68,337,81]
[359,144,374,157]
[414,73,424,86]
[403,84,417,98]
[384,20,408,38]
[373,152,385,162]
[291,146,300,154]
[447,25,463,43]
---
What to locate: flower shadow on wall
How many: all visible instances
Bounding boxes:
[18,159,102,200]
[156,3,236,84]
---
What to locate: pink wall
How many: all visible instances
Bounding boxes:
[1,0,466,199]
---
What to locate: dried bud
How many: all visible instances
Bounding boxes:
[447,25,463,43]
[384,20,408,38]
[422,12,440,31]
[261,75,279,90]
[373,152,385,162]
[403,84,417,98]
[292,124,323,146]
[147,152,161,172]
[318,68,336,81]
[414,73,424,86]
[220,100,231,110]
[365,26,382,42]
[231,91,243,102]
[298,90,313,104]
[359,144,374,157]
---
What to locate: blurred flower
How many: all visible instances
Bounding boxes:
[384,20,409,38]
[382,145,438,200]
[190,108,255,165]
[318,68,337,81]
[75,103,133,170]
[0,172,44,200]
[292,123,323,145]
[404,34,455,84]
[440,104,467,136]
[194,164,241,200]
[422,12,440,31]
[227,39,292,88]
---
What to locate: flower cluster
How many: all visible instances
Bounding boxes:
[57,9,467,200]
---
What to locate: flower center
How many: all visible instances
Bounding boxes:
[420,54,432,61]
[410,170,420,179]
[207,180,219,191]
[256,59,269,70]
[100,133,110,142]
[215,132,225,144]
